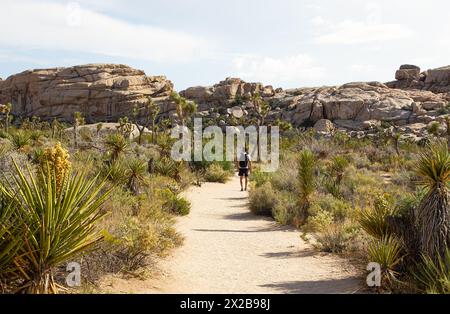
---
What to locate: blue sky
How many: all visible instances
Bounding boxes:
[0,0,449,90]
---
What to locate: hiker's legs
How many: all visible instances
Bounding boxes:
[244,176,248,191]
[239,175,244,191]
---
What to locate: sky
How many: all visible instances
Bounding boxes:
[0,0,449,90]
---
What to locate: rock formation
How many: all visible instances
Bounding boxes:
[0,64,173,123]
[179,77,449,138]
[1,63,449,139]
[387,64,450,94]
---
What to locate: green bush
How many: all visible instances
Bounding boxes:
[272,192,297,225]
[161,189,191,216]
[271,155,298,192]
[308,194,352,222]
[204,163,231,183]
[249,182,277,216]
[315,223,358,253]
[306,210,334,232]
[251,168,273,188]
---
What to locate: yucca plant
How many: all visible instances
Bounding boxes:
[359,194,397,239]
[126,158,147,196]
[297,149,316,222]
[415,140,450,262]
[10,130,31,150]
[105,133,129,162]
[414,248,450,294]
[103,159,128,186]
[0,161,112,294]
[154,157,179,179]
[0,198,22,284]
[368,236,405,287]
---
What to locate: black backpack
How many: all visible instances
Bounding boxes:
[239,153,249,169]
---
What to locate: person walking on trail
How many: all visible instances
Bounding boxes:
[237,150,252,191]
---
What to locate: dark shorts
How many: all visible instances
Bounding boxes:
[238,168,249,177]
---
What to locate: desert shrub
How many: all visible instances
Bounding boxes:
[251,168,273,188]
[427,121,440,136]
[86,189,182,275]
[249,182,277,216]
[305,210,334,232]
[358,194,397,239]
[272,192,297,225]
[148,175,180,194]
[271,155,298,192]
[204,163,231,183]
[308,194,353,222]
[414,248,450,294]
[79,127,94,142]
[297,149,317,219]
[367,236,405,288]
[315,223,359,253]
[160,189,191,216]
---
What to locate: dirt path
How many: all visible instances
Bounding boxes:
[102,176,362,294]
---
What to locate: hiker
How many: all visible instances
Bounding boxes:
[237,150,252,191]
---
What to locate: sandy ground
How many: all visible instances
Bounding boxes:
[100,176,363,294]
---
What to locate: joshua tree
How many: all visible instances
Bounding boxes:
[73,111,85,148]
[170,92,197,127]
[117,116,133,138]
[131,97,160,145]
[0,103,12,132]
[415,141,450,262]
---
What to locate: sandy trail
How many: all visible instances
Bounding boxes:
[102,176,362,294]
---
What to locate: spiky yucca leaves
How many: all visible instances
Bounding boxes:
[105,133,129,162]
[10,130,31,150]
[415,141,450,262]
[297,149,316,222]
[359,194,397,239]
[368,236,405,287]
[414,248,450,294]
[0,161,112,294]
[126,158,147,196]
[0,199,22,283]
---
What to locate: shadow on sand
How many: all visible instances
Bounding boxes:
[259,278,363,294]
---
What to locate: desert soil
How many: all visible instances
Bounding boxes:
[100,176,363,294]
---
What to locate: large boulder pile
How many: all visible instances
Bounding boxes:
[181,77,449,138]
[0,64,173,123]
[387,64,450,94]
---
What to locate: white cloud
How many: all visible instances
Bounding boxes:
[0,0,209,63]
[231,54,325,87]
[315,20,413,45]
[310,16,327,26]
[350,64,377,73]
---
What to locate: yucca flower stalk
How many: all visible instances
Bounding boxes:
[415,140,450,262]
[0,161,112,294]
[42,142,71,193]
